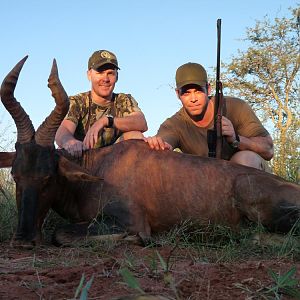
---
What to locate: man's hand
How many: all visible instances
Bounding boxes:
[62,139,86,158]
[83,117,108,149]
[144,136,173,151]
[221,116,237,144]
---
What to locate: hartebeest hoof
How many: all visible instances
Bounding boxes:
[10,233,42,250]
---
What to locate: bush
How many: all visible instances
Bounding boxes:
[0,169,17,241]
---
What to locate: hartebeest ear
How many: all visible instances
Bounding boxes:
[57,155,103,182]
[0,152,16,168]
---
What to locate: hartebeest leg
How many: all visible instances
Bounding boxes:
[233,174,300,232]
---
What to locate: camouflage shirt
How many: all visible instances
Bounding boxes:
[65,91,142,148]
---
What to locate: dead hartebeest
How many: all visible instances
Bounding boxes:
[0,57,300,248]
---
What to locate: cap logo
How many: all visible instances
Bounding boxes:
[100,51,112,59]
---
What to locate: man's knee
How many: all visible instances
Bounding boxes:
[230,150,271,172]
[120,131,145,141]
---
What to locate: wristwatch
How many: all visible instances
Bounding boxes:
[106,114,114,128]
[231,134,240,149]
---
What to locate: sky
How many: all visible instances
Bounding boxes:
[0,0,298,148]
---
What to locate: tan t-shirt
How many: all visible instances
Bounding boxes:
[65,92,142,148]
[157,96,269,160]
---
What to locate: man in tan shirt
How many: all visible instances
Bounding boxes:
[145,62,273,170]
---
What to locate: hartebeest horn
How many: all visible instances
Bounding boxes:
[0,56,35,144]
[35,59,69,147]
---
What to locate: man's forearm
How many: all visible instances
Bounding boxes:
[113,113,148,132]
[55,126,78,148]
[238,135,274,160]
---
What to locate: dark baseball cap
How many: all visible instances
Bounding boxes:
[175,62,208,89]
[88,50,120,70]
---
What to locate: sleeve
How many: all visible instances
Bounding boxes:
[157,118,180,149]
[115,94,142,117]
[234,100,269,138]
[64,96,81,126]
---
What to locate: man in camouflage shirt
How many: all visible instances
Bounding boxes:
[56,50,147,157]
[145,62,274,170]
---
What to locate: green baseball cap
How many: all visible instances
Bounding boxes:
[175,62,208,89]
[88,50,120,70]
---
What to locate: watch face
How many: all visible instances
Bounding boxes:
[232,140,240,148]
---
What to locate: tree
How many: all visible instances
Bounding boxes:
[221,6,300,179]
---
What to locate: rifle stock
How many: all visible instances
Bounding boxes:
[208,19,223,158]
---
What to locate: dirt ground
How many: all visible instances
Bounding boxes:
[0,240,299,300]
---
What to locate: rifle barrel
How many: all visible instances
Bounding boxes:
[208,19,223,159]
[215,18,222,127]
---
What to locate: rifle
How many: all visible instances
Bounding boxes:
[207,18,223,158]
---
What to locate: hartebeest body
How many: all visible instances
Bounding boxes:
[1,58,300,248]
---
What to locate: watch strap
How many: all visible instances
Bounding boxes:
[106,115,114,128]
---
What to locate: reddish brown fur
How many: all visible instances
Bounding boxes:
[1,58,299,247]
